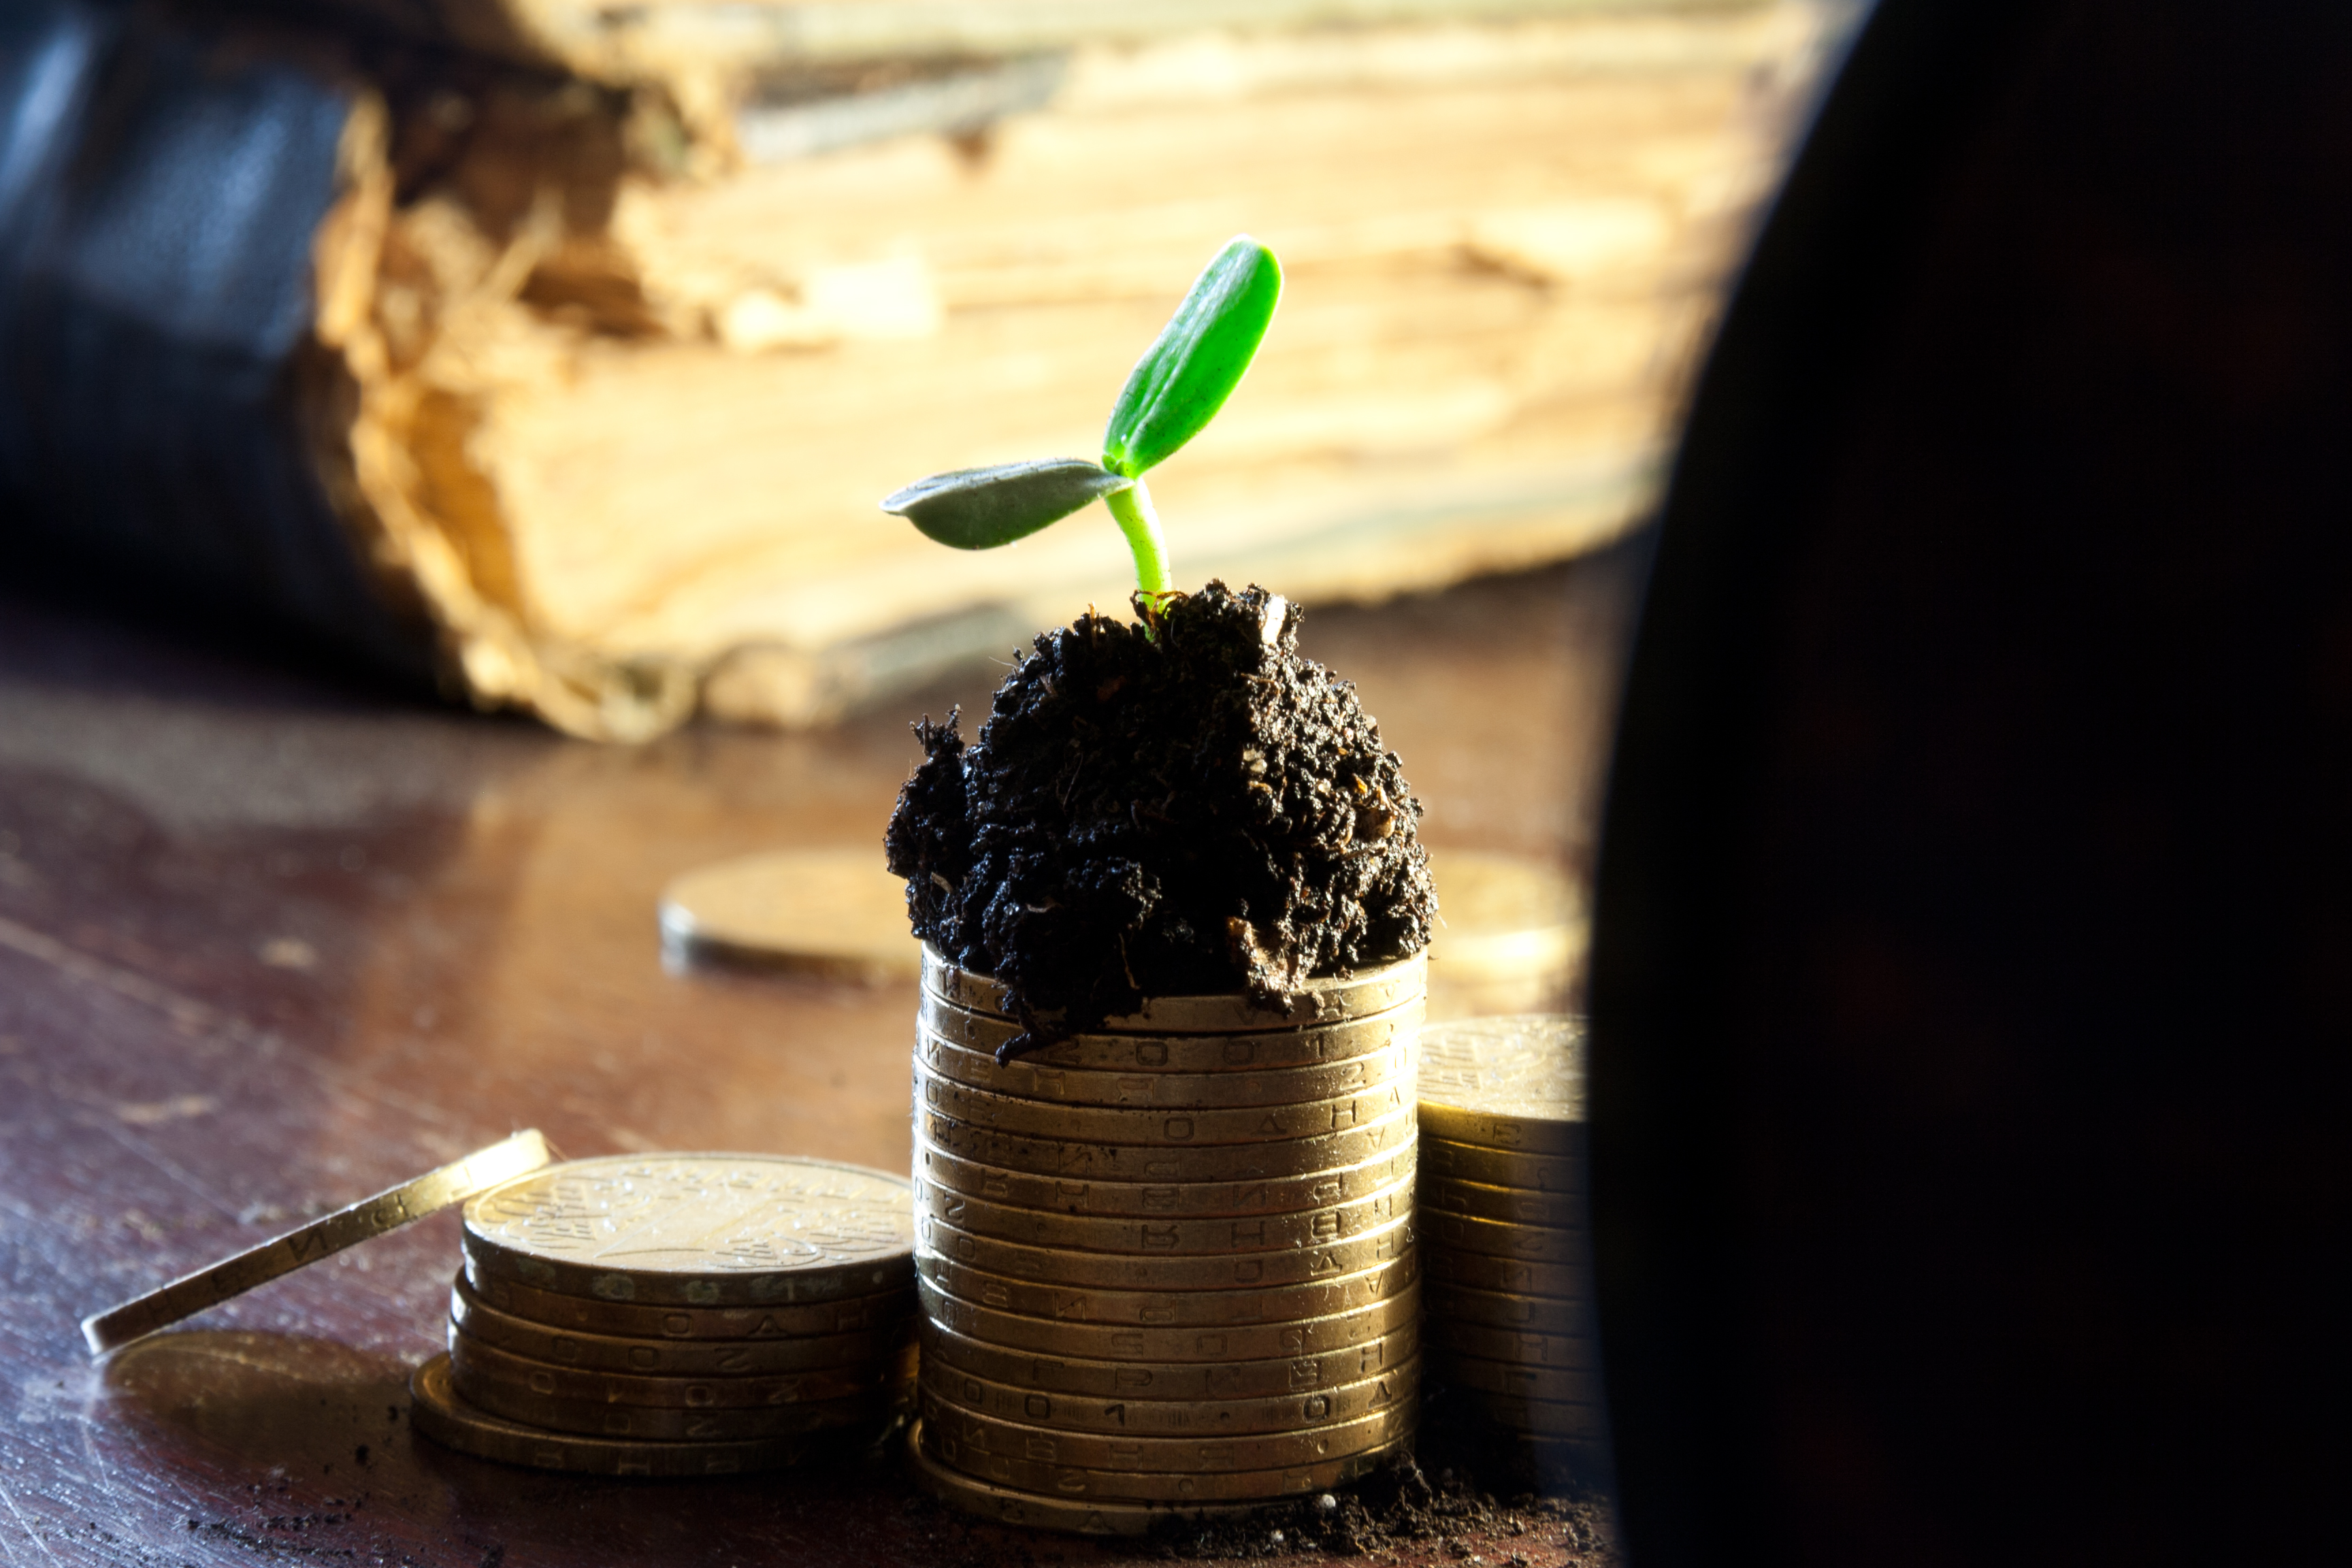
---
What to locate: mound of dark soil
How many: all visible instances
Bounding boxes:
[885,582,1437,1053]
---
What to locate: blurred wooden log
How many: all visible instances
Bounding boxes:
[5,1,1838,737]
[327,5,1836,734]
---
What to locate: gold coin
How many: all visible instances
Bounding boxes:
[1452,1390,1610,1441]
[920,1316,1419,1403]
[450,1332,890,1409]
[449,1276,904,1377]
[915,1132,1415,1220]
[81,1130,557,1358]
[921,996,1420,1074]
[461,1266,914,1341]
[408,1354,827,1475]
[906,1423,1274,1536]
[1417,1015,1584,1156]
[451,1363,896,1441]
[917,1102,1416,1183]
[1422,1280,1595,1335]
[658,848,918,981]
[917,1277,1420,1365]
[924,948,1426,1033]
[1422,1246,1586,1298]
[1423,1209,1590,1265]
[914,1171,1411,1256]
[1419,1175,1584,1229]
[1433,1349,1604,1405]
[917,1028,1411,1111]
[461,1154,914,1307]
[917,1066,1411,1147]
[921,1356,1420,1439]
[1423,1318,1599,1369]
[1419,1136,1584,1194]
[916,1250,1418,1330]
[920,1390,1411,1476]
[919,1210,1413,1292]
[924,1419,1412,1503]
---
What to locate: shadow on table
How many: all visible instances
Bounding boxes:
[101,1328,412,1475]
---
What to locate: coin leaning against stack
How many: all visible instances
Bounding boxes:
[908,950,1426,1536]
[409,1153,919,1477]
[1416,1015,1610,1482]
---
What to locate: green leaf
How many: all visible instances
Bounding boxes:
[1100,235,1281,480]
[880,459,1132,549]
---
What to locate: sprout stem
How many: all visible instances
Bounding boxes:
[1106,481,1173,602]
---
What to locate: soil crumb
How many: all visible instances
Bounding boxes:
[899,1452,1619,1565]
[887,583,1437,1053]
[1149,1454,1618,1562]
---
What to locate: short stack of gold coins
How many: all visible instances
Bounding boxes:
[409,1153,919,1477]
[906,949,1428,1535]
[1416,1016,1610,1483]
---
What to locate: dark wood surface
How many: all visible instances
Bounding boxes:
[0,555,1637,1567]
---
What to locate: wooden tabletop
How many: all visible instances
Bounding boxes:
[0,554,1636,1567]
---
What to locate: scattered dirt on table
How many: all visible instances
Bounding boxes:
[887,583,1437,1054]
[1143,1453,1618,1564]
[898,1451,1618,1567]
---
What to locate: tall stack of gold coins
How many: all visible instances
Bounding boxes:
[409,1154,919,1477]
[908,950,1427,1535]
[1416,1016,1611,1484]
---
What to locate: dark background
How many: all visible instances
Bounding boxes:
[1590,1,2351,1563]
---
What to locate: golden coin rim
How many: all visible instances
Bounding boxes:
[408,1354,821,1475]
[658,848,918,979]
[917,1028,1411,1110]
[450,1363,898,1440]
[926,1421,1412,1503]
[905,1423,1274,1535]
[915,1132,1416,1220]
[918,1065,1412,1147]
[1418,1137,1584,1192]
[918,1103,1418,1183]
[923,994,1422,1071]
[918,1356,1422,1439]
[924,948,1426,1033]
[1422,1245,1587,1298]
[914,1170,1414,1256]
[448,1332,891,1408]
[461,1153,915,1303]
[1419,1175,1587,1228]
[915,1276,1421,1364]
[919,1316,1421,1404]
[463,1230,914,1309]
[82,1130,556,1358]
[1422,1208,1591,1264]
[919,1211,1414,1293]
[915,1249,1419,1329]
[1415,1104,1585,1157]
[459,1263,914,1339]
[919,1390,1413,1475]
[450,1275,904,1376]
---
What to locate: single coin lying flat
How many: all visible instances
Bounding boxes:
[1416,1014,1586,1155]
[462,1153,917,1307]
[659,847,918,980]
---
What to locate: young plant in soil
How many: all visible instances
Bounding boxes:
[882,237,1437,1056]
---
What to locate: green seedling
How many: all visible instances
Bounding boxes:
[880,235,1282,604]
